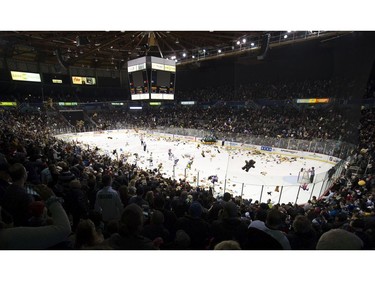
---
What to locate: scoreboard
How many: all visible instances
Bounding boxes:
[128,56,176,100]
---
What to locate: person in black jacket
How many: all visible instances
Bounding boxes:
[174,201,210,250]
[286,215,318,250]
[210,201,248,249]
[1,163,35,226]
[103,203,157,250]
[65,179,89,232]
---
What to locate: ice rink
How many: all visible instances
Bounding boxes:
[57,129,336,205]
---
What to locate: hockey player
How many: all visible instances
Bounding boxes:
[157,162,163,173]
[186,157,194,169]
[242,159,256,172]
[133,153,139,166]
[143,141,147,152]
[299,168,310,191]
[148,152,153,168]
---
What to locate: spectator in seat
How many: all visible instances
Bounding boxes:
[245,209,291,250]
[214,240,241,250]
[102,203,157,250]
[286,215,318,250]
[142,210,170,243]
[316,228,363,250]
[210,201,248,249]
[174,201,210,250]
[73,219,104,249]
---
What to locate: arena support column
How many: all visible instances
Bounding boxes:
[277,186,284,204]
[295,186,301,204]
[259,185,264,203]
[223,152,230,195]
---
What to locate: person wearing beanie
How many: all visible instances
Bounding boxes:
[316,228,364,250]
[174,201,210,250]
[210,202,248,249]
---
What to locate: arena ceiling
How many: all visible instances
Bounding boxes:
[0,31,347,70]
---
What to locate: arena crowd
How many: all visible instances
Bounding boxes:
[0,103,374,250]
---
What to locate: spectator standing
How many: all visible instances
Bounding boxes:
[1,163,35,226]
[94,174,123,224]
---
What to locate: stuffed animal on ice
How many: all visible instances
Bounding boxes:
[242,159,256,172]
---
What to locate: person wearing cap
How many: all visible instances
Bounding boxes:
[316,228,364,250]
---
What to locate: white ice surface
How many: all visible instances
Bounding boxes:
[57,130,335,205]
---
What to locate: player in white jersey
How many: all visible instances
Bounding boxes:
[299,168,310,190]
